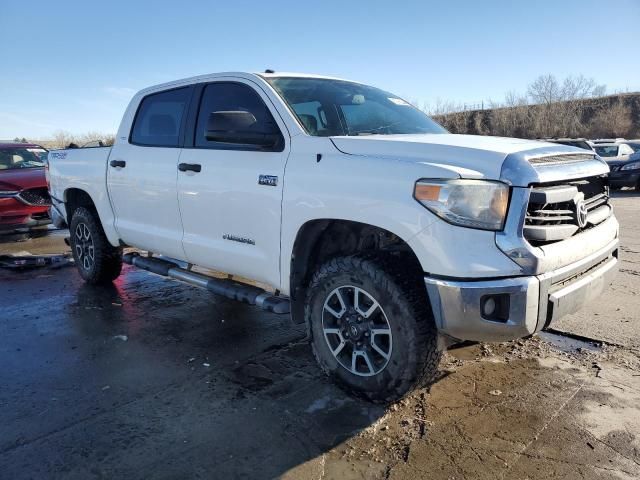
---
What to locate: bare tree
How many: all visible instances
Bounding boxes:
[36,131,117,149]
[588,100,633,138]
[561,75,605,100]
[528,74,561,105]
[386,73,633,139]
[50,131,77,149]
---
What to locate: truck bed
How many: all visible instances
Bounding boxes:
[48,146,119,244]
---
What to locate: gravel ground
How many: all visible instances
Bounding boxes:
[0,192,638,479]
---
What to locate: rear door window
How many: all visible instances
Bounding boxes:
[131,87,191,147]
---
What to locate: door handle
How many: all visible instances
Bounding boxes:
[178,163,202,173]
[110,160,126,168]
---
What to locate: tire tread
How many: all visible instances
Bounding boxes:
[70,207,122,284]
[305,253,441,403]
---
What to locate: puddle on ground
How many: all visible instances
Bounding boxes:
[446,342,480,361]
[538,331,602,353]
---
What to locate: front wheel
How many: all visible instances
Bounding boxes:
[69,207,122,284]
[305,255,441,403]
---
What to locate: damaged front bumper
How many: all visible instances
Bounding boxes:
[425,239,619,342]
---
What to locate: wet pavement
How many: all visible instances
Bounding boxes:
[0,192,639,479]
[1,256,384,479]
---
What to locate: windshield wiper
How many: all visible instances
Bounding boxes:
[349,120,406,136]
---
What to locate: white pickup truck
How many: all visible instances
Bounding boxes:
[48,71,618,402]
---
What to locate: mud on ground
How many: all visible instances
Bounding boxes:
[287,339,640,480]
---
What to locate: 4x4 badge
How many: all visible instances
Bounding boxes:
[258,175,278,186]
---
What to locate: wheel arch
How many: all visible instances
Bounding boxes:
[63,187,120,246]
[64,188,96,219]
[288,219,424,325]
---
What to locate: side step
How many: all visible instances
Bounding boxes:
[122,252,290,314]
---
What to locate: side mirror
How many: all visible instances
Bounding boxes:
[205,111,281,148]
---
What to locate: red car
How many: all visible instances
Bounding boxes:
[0,143,51,233]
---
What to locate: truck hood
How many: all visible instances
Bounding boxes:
[0,167,47,191]
[330,134,586,183]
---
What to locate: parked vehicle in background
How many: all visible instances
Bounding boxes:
[0,143,51,233]
[591,138,627,145]
[593,143,635,160]
[590,139,640,153]
[593,143,639,190]
[542,138,594,151]
[620,140,640,152]
[47,71,618,402]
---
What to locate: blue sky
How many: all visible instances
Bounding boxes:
[1,0,638,139]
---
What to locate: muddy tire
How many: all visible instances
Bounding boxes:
[69,207,122,284]
[305,254,441,403]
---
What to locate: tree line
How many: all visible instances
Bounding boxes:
[424,74,639,139]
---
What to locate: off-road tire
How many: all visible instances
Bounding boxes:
[305,254,441,403]
[69,207,122,284]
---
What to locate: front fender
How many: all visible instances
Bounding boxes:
[280,138,520,293]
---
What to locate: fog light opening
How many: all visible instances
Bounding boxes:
[480,294,510,322]
[482,297,496,316]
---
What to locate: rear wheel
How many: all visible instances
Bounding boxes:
[306,254,441,403]
[69,207,122,284]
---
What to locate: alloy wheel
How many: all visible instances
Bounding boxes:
[74,223,95,271]
[322,285,393,377]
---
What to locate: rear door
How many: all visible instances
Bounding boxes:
[108,86,193,259]
[177,79,290,287]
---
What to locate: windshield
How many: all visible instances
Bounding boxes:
[0,147,47,170]
[266,77,447,137]
[594,145,619,157]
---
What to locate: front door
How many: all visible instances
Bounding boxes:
[177,80,290,287]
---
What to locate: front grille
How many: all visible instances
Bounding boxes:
[524,175,610,245]
[18,188,51,206]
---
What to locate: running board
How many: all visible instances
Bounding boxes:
[122,252,290,314]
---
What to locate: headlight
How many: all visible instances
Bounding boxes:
[414,179,509,231]
[621,161,640,171]
[0,190,19,197]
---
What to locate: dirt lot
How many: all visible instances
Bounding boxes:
[0,192,638,480]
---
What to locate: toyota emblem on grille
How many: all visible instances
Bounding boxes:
[575,199,588,228]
